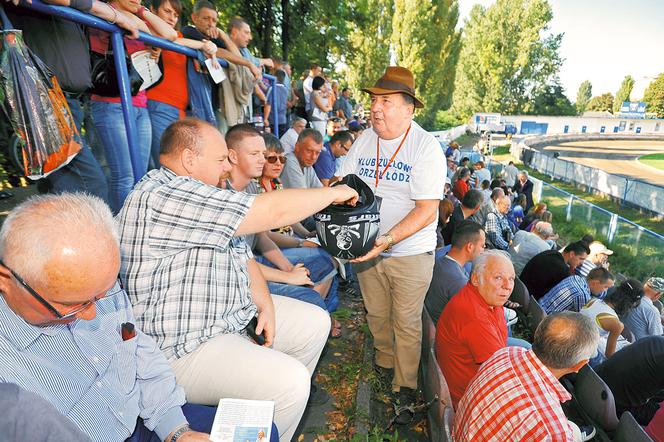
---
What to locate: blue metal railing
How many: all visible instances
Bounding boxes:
[19,0,279,181]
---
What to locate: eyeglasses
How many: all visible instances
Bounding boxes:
[0,259,105,320]
[264,154,287,164]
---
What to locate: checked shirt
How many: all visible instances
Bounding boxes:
[454,347,575,442]
[116,167,257,360]
[539,275,592,314]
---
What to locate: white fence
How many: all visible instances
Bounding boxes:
[511,134,664,215]
[431,124,468,143]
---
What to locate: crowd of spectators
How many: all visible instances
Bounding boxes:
[2,0,664,440]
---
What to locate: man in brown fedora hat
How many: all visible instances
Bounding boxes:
[336,66,446,423]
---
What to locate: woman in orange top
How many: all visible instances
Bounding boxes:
[146,0,218,168]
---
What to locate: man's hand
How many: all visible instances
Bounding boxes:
[178,431,211,441]
[115,9,141,39]
[148,46,161,60]
[287,263,314,286]
[351,234,391,263]
[206,26,221,39]
[260,58,274,68]
[330,184,358,206]
[255,305,275,347]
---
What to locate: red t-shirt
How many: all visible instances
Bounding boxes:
[146,31,187,112]
[435,282,508,408]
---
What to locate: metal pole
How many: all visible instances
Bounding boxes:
[110,31,144,182]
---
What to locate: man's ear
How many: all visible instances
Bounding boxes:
[228,148,239,165]
[181,148,197,175]
[0,264,15,295]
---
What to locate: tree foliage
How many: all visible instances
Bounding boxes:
[531,84,576,116]
[452,0,563,120]
[391,0,461,129]
[613,75,635,113]
[575,80,592,115]
[586,93,614,113]
[643,74,664,118]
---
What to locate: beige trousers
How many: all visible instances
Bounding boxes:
[354,251,435,391]
[171,295,331,442]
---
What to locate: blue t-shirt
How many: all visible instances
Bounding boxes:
[313,142,337,181]
[266,84,288,126]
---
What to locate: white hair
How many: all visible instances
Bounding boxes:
[0,193,118,286]
[471,249,513,280]
[291,117,306,127]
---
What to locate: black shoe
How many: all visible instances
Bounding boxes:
[373,365,394,389]
[579,424,596,441]
[393,387,416,425]
[307,383,329,406]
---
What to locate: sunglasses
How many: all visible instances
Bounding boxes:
[0,259,107,320]
[264,154,287,164]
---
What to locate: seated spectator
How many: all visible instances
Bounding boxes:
[623,277,664,341]
[314,130,353,186]
[484,195,513,250]
[115,118,359,441]
[479,179,491,200]
[581,278,644,361]
[0,383,90,442]
[519,202,546,230]
[425,221,485,324]
[280,129,324,190]
[279,118,307,154]
[452,167,471,200]
[323,117,343,143]
[441,189,483,246]
[508,221,554,274]
[263,69,290,136]
[0,194,215,441]
[596,336,664,426]
[454,312,599,441]
[435,250,515,408]
[539,267,615,315]
[507,194,527,230]
[436,198,455,248]
[575,241,612,278]
[520,241,590,299]
[473,161,491,189]
[89,0,177,212]
[470,186,504,227]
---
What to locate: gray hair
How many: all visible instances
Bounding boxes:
[471,249,513,279]
[0,193,118,285]
[532,312,599,369]
[291,117,306,128]
[518,170,529,179]
[534,221,553,238]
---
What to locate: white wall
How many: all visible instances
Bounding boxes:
[505,115,664,135]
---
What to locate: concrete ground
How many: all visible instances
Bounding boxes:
[535,139,664,186]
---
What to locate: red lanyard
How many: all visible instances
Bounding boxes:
[375,125,411,191]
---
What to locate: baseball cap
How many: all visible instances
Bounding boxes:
[589,241,613,256]
[646,277,664,294]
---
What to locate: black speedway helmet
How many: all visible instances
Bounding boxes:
[314,174,381,259]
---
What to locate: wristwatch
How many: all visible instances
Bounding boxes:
[170,424,192,442]
[381,233,395,251]
[297,238,305,248]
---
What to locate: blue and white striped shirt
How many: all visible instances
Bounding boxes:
[538,275,591,314]
[0,282,187,442]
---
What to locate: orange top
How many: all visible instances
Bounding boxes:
[147,31,188,111]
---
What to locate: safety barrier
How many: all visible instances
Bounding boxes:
[17,0,279,182]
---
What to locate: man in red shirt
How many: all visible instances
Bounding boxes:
[435,249,514,408]
[454,312,599,441]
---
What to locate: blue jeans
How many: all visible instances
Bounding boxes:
[126,403,278,442]
[90,100,151,213]
[147,100,181,169]
[42,97,109,204]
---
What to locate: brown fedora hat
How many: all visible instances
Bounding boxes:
[362,66,424,108]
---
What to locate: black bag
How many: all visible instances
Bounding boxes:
[89,48,143,97]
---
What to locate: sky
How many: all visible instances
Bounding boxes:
[457,0,664,101]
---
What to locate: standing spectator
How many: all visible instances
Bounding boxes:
[303,64,322,115]
[324,117,343,142]
[539,268,615,315]
[280,118,307,154]
[473,161,491,188]
[581,279,644,361]
[314,131,353,186]
[435,250,514,408]
[453,167,471,200]
[520,241,590,299]
[263,69,289,136]
[3,0,140,204]
[425,221,485,323]
[309,77,332,136]
[575,241,612,278]
[454,312,599,441]
[513,171,534,212]
[334,87,354,120]
[502,160,519,187]
[484,195,513,250]
[337,66,445,423]
[508,221,554,274]
[623,277,664,341]
[89,0,177,212]
[147,0,219,169]
[441,189,483,246]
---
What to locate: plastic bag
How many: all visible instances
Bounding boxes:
[0,29,81,179]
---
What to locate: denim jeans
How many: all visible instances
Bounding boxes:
[41,97,109,204]
[147,100,181,169]
[125,403,279,442]
[90,101,151,212]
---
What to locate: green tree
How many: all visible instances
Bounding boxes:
[586,93,614,113]
[391,0,461,130]
[642,74,664,118]
[531,84,576,116]
[452,0,563,119]
[344,0,393,106]
[613,75,635,113]
[575,80,592,115]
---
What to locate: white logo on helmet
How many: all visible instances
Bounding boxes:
[328,224,361,251]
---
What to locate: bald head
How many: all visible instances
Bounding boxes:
[160,118,219,157]
[532,312,598,370]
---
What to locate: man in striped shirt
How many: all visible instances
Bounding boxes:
[454,312,599,441]
[539,267,615,314]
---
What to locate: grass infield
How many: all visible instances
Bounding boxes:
[638,153,664,171]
